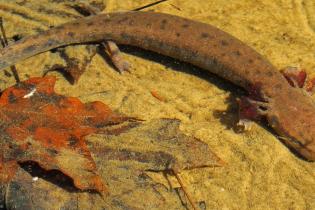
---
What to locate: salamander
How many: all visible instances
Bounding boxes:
[0,11,314,161]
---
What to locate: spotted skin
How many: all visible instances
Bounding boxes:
[0,11,314,160]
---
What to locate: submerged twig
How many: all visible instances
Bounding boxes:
[172,170,198,210]
[133,0,169,11]
[0,17,20,83]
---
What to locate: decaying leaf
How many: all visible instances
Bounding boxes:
[1,118,224,209]
[91,118,224,172]
[44,45,98,84]
[0,76,136,194]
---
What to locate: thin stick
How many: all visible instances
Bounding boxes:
[172,170,198,210]
[0,29,5,48]
[132,0,168,11]
[0,17,20,82]
[0,18,8,46]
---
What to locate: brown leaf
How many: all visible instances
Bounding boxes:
[44,45,97,84]
[91,118,224,172]
[0,76,134,194]
[2,118,223,209]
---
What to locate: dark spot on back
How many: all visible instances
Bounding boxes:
[302,107,310,113]
[160,19,168,30]
[181,23,189,28]
[266,71,274,77]
[248,59,254,63]
[176,32,181,37]
[201,32,210,39]
[221,40,228,46]
[87,21,94,26]
[233,51,241,56]
[72,22,80,26]
[275,84,282,90]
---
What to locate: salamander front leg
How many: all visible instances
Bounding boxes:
[236,82,270,131]
[237,96,269,131]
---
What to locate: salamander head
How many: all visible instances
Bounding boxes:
[266,89,315,161]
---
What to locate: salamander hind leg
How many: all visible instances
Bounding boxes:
[68,3,131,74]
[103,41,131,73]
[281,66,315,94]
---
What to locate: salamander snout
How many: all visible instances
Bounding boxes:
[266,92,315,161]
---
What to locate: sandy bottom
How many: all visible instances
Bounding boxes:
[0,0,314,209]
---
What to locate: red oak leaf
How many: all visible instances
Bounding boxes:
[0,76,134,194]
